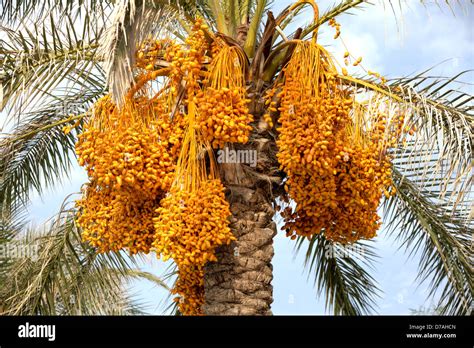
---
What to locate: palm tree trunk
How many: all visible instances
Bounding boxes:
[203,184,277,315]
[203,117,282,315]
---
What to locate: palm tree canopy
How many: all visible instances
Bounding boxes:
[0,0,472,315]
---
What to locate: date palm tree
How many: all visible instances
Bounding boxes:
[0,0,472,315]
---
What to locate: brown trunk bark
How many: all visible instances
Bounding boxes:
[203,109,282,315]
[203,184,277,315]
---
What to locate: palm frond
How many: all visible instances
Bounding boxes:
[409,304,446,315]
[0,15,103,113]
[384,167,472,315]
[0,83,105,215]
[391,73,473,198]
[207,0,230,35]
[340,73,473,206]
[160,262,179,315]
[122,269,170,291]
[340,72,473,315]
[101,0,220,104]
[0,0,112,25]
[295,235,381,315]
[0,207,28,296]
[243,0,267,58]
[0,202,169,315]
[101,0,183,104]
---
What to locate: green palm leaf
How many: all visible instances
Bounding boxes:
[100,0,213,103]
[0,84,105,215]
[0,203,169,315]
[0,17,103,112]
[338,72,473,315]
[295,235,381,315]
[385,164,472,315]
[0,0,112,25]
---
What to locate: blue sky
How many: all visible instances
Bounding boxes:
[6,0,473,314]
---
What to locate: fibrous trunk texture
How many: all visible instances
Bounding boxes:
[203,107,282,315]
[203,184,277,315]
